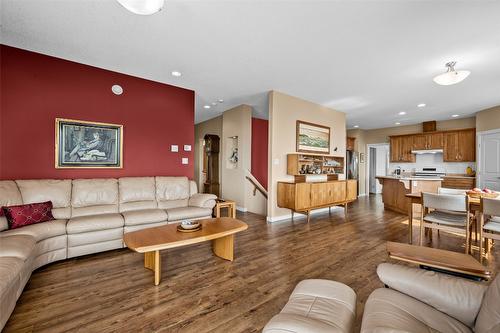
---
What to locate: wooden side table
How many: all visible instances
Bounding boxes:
[214,199,236,218]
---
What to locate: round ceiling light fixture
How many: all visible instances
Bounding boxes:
[203,105,211,109]
[111,84,123,95]
[171,71,182,77]
[417,103,426,108]
[452,114,460,118]
[353,125,359,128]
[395,122,401,125]
[116,0,165,15]
[433,61,470,86]
[398,111,406,115]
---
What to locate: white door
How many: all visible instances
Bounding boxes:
[479,131,500,191]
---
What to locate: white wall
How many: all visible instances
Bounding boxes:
[374,146,388,193]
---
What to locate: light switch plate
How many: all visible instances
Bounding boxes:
[171,145,179,152]
[182,157,189,165]
[184,145,192,151]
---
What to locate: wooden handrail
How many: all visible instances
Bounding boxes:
[245,176,268,199]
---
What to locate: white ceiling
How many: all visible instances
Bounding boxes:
[2,0,500,128]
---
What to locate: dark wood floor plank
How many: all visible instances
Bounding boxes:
[4,195,498,333]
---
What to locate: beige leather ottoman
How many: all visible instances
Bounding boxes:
[263,279,357,333]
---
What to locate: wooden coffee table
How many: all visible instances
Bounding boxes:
[386,241,491,280]
[123,218,248,285]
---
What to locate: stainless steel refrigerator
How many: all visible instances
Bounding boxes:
[346,150,359,195]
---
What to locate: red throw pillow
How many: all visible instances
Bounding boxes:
[2,201,54,230]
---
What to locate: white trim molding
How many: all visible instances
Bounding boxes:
[476,128,500,189]
[266,206,343,223]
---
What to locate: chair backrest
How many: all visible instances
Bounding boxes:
[438,187,467,196]
[474,274,500,333]
[482,197,500,217]
[422,192,467,213]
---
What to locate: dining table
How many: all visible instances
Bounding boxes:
[405,192,481,244]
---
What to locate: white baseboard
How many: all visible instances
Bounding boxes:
[266,206,343,223]
[236,206,247,212]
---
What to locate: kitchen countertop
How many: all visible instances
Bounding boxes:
[376,176,443,181]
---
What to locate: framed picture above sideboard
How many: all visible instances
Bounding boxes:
[296,120,330,154]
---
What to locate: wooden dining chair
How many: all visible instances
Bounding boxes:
[420,192,472,253]
[479,197,500,259]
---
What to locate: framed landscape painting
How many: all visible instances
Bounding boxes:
[296,120,330,154]
[55,118,123,168]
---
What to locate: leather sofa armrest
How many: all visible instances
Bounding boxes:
[188,193,217,209]
[377,263,487,327]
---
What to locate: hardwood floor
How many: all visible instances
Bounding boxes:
[5,195,499,333]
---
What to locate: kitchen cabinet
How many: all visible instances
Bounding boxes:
[444,129,475,162]
[390,136,415,162]
[412,133,444,150]
[390,128,474,163]
[346,137,356,151]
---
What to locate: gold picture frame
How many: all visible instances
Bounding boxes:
[55,118,123,169]
[296,120,331,154]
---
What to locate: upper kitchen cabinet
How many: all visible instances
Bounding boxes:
[390,136,415,162]
[412,132,444,150]
[444,129,475,162]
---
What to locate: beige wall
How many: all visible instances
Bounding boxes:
[194,116,222,191]
[347,117,476,195]
[221,105,252,210]
[476,105,500,132]
[268,91,346,221]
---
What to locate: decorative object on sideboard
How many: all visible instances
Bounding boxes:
[55,118,123,169]
[296,120,330,154]
[116,0,165,15]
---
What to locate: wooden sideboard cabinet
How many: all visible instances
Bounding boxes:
[277,180,357,222]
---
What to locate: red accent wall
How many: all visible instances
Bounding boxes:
[251,118,269,190]
[0,45,195,180]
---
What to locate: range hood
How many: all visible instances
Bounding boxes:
[411,149,443,154]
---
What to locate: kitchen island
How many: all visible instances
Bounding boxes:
[376,176,442,214]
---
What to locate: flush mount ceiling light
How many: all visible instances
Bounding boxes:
[111,84,123,95]
[171,71,181,77]
[452,114,460,118]
[395,122,401,125]
[417,103,426,108]
[353,125,359,128]
[433,61,470,86]
[398,111,406,115]
[203,105,211,109]
[116,0,165,15]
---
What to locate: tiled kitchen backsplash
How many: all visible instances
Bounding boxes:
[388,153,475,175]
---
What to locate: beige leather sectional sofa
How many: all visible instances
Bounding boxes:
[0,176,216,330]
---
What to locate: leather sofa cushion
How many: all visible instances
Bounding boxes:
[0,256,23,294]
[122,209,168,226]
[0,181,23,231]
[119,177,156,203]
[188,193,217,208]
[15,179,72,208]
[72,179,118,208]
[67,213,124,234]
[264,279,356,333]
[120,200,157,213]
[166,207,212,221]
[361,288,471,333]
[156,176,190,201]
[0,235,36,260]
[71,204,119,218]
[475,274,500,333]
[68,228,123,247]
[158,199,188,210]
[0,219,67,242]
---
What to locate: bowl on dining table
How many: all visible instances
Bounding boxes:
[180,220,201,230]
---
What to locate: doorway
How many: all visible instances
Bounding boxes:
[367,144,389,195]
[478,129,500,191]
[201,134,220,197]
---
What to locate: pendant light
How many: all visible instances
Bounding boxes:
[116,0,165,15]
[433,61,470,86]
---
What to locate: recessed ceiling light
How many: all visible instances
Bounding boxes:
[117,0,165,15]
[417,103,426,108]
[395,122,401,125]
[111,84,123,95]
[433,61,470,85]
[452,114,459,118]
[211,102,217,106]
[353,125,359,128]
[398,111,406,115]
[218,99,224,103]
[171,71,182,77]
[203,105,211,109]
